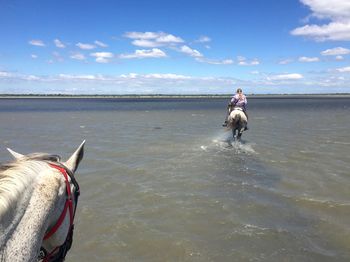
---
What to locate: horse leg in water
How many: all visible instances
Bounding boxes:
[232,128,237,141]
[237,130,242,140]
[237,126,245,141]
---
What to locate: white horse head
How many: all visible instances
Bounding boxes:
[227,108,248,140]
[0,141,85,261]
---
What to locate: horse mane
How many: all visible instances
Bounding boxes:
[0,153,61,235]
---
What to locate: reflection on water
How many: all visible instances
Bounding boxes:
[0,97,349,261]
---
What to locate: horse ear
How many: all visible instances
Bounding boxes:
[6,148,25,160]
[63,140,85,173]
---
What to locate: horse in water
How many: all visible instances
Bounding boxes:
[0,141,85,262]
[227,108,248,141]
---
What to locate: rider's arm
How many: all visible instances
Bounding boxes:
[231,96,238,105]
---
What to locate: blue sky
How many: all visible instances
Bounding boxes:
[0,0,350,94]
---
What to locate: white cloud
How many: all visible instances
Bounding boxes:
[298,56,320,62]
[335,55,344,60]
[35,72,234,93]
[251,59,260,65]
[336,66,350,73]
[268,73,304,80]
[31,54,38,59]
[124,31,184,48]
[70,53,86,60]
[124,32,160,39]
[59,74,102,80]
[144,73,191,80]
[24,75,40,81]
[156,34,183,44]
[120,73,138,79]
[196,57,233,65]
[123,31,229,65]
[90,52,114,63]
[94,40,108,48]
[279,59,294,65]
[291,22,350,41]
[132,39,161,48]
[0,71,12,77]
[237,56,260,66]
[196,36,211,43]
[29,40,45,47]
[321,47,350,56]
[119,48,167,59]
[180,45,203,58]
[54,39,65,48]
[291,0,350,41]
[300,0,350,20]
[2,70,350,94]
[76,42,96,50]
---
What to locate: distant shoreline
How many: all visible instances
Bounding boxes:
[0,94,350,99]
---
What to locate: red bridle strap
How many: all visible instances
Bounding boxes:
[43,164,74,241]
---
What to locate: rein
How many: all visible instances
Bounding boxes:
[39,163,80,262]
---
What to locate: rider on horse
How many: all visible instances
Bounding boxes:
[222,88,249,130]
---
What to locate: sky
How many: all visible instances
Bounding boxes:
[0,0,350,94]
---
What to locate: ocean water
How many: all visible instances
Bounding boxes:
[0,97,349,261]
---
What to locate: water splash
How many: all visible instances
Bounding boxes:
[199,131,257,155]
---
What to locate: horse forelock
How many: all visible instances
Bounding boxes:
[23,153,61,163]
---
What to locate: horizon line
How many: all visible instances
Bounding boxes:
[1,93,350,98]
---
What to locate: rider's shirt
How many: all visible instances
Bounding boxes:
[231,94,247,111]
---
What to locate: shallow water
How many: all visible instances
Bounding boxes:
[0,97,349,261]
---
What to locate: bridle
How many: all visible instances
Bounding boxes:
[38,163,80,262]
